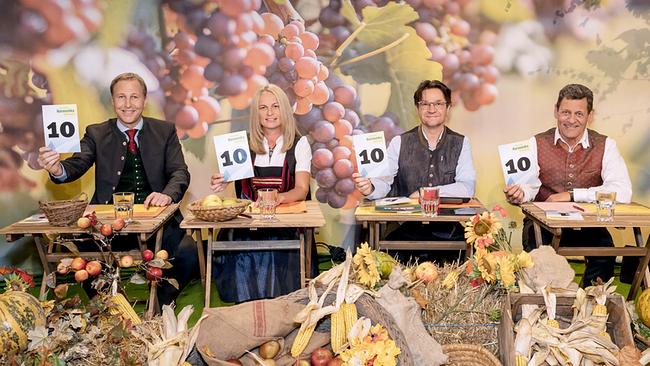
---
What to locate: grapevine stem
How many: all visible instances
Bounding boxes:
[335,32,410,68]
[330,22,367,66]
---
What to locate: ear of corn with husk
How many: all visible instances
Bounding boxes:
[139,304,207,366]
[515,278,628,366]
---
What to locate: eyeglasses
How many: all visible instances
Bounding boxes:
[417,101,448,110]
[558,110,587,120]
[259,104,280,113]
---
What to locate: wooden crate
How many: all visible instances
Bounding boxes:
[498,293,634,366]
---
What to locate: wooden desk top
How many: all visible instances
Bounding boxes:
[0,204,179,237]
[521,202,650,228]
[354,200,486,223]
[180,201,326,229]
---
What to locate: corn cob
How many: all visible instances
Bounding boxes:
[546,319,559,328]
[515,355,527,366]
[592,304,608,316]
[110,293,142,325]
[330,307,346,353]
[342,302,358,334]
[291,322,317,357]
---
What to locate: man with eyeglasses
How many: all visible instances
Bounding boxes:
[503,83,632,286]
[353,80,476,261]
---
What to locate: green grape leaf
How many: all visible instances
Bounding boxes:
[338,2,442,129]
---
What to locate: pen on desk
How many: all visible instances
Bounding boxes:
[572,205,585,212]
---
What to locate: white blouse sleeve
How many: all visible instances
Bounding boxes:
[294,136,312,173]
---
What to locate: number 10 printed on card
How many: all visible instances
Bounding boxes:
[42,104,81,153]
[213,130,254,182]
[353,131,389,178]
[498,139,536,186]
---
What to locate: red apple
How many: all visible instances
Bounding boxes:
[100,223,113,236]
[74,269,89,282]
[146,267,163,281]
[327,357,343,366]
[85,260,102,276]
[57,262,70,275]
[70,257,87,271]
[311,348,333,366]
[155,249,169,260]
[112,218,126,231]
[77,217,91,229]
[119,255,134,268]
[142,249,154,262]
[259,340,281,359]
[225,360,243,365]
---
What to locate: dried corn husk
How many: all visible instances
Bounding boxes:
[140,305,207,366]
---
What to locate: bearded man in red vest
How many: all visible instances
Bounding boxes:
[504,83,632,286]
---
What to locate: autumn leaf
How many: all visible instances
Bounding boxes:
[338,1,442,129]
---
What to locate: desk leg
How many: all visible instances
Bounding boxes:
[630,229,650,300]
[145,229,164,319]
[633,227,650,290]
[550,229,562,251]
[368,222,375,250]
[533,222,543,248]
[305,228,314,285]
[34,236,51,299]
[372,223,381,250]
[204,229,213,308]
[195,229,206,290]
[299,230,306,288]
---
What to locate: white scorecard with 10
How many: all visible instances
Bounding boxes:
[42,104,81,153]
[498,139,536,186]
[353,131,389,178]
[213,130,254,182]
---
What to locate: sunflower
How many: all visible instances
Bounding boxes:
[475,249,497,282]
[341,323,401,366]
[353,243,381,288]
[498,256,517,289]
[517,251,534,270]
[463,211,502,250]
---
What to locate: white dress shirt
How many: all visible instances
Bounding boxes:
[518,128,632,203]
[367,128,476,200]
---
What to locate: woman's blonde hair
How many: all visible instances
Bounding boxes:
[249,84,300,155]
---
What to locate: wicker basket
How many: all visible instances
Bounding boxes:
[442,344,502,366]
[39,193,89,227]
[188,199,251,222]
[281,288,413,365]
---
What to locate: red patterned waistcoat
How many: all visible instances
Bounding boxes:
[534,128,606,201]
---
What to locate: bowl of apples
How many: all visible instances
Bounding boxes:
[188,194,251,222]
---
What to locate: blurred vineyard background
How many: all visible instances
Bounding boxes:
[1,0,649,272]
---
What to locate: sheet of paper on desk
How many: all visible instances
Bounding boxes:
[21,214,49,223]
[374,197,412,207]
[454,208,478,215]
[89,205,165,217]
[545,210,584,220]
[533,202,584,212]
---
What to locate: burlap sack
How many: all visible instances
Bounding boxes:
[375,267,448,366]
[196,298,329,366]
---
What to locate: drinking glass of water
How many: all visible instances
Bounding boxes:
[257,188,278,220]
[596,191,617,222]
[419,187,440,217]
[113,192,135,222]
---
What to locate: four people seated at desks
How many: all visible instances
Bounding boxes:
[35,73,636,304]
[503,83,632,286]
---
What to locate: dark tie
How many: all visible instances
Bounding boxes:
[126,129,138,154]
